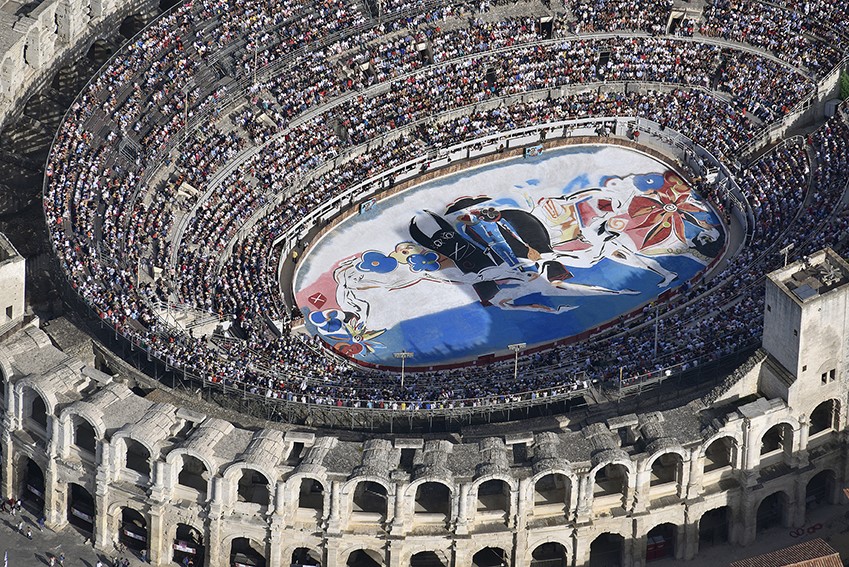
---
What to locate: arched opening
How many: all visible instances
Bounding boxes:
[533,474,570,516]
[236,469,269,506]
[67,483,94,536]
[756,491,788,533]
[124,439,150,477]
[810,400,839,436]
[760,423,792,458]
[230,537,266,567]
[352,481,387,517]
[291,547,321,566]
[177,455,208,495]
[476,479,510,520]
[119,508,147,551]
[806,470,835,512]
[472,547,508,567]
[593,464,627,510]
[159,0,181,12]
[119,14,146,39]
[649,453,682,487]
[85,39,112,68]
[698,506,729,549]
[22,457,45,515]
[531,542,567,567]
[703,437,734,472]
[589,533,623,567]
[346,549,384,567]
[411,551,446,567]
[645,523,676,561]
[72,416,97,455]
[414,482,450,519]
[298,478,324,515]
[28,390,48,428]
[173,523,204,566]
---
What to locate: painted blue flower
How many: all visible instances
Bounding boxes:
[309,309,344,334]
[408,251,440,272]
[632,173,665,191]
[356,251,398,273]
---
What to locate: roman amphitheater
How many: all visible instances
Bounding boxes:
[0,0,848,565]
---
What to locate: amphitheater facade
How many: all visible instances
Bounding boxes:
[0,240,848,567]
[2,0,849,565]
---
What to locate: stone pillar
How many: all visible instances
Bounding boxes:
[267,517,285,567]
[508,484,520,529]
[572,527,591,567]
[738,487,757,546]
[388,483,407,535]
[324,535,342,567]
[93,442,112,550]
[1,429,15,501]
[628,531,645,567]
[454,485,469,535]
[325,480,343,535]
[147,503,168,566]
[793,478,807,528]
[742,419,759,474]
[43,456,64,527]
[683,520,699,560]
[678,457,692,499]
[685,455,703,499]
[206,477,225,567]
[387,539,401,567]
[630,469,649,514]
[794,419,810,468]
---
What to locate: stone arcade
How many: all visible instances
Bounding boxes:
[0,244,847,566]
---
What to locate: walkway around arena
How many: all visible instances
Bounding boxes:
[0,504,145,567]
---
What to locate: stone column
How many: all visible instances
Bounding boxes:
[325,480,343,535]
[453,485,469,535]
[43,455,64,527]
[630,469,649,514]
[685,455,703,499]
[267,516,285,567]
[793,477,807,528]
[794,418,810,468]
[93,442,112,550]
[1,429,15,503]
[388,483,407,535]
[147,503,168,566]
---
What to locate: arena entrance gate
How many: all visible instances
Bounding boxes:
[173,523,204,566]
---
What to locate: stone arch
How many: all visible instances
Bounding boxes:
[228,535,267,567]
[698,505,730,549]
[341,546,385,567]
[116,506,148,551]
[67,412,99,455]
[530,541,568,567]
[702,435,738,472]
[527,532,572,566]
[408,479,453,520]
[589,459,633,504]
[223,463,273,507]
[67,482,95,535]
[472,477,513,521]
[118,13,146,39]
[291,546,322,566]
[410,551,447,567]
[809,399,840,436]
[805,469,837,512]
[342,477,391,519]
[759,421,794,462]
[589,532,625,567]
[18,381,56,431]
[18,455,45,514]
[471,546,508,567]
[292,475,326,516]
[172,521,205,566]
[756,490,791,532]
[530,471,573,517]
[113,435,152,478]
[645,522,678,561]
[646,450,685,488]
[167,449,215,497]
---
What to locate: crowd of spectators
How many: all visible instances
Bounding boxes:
[42,0,849,411]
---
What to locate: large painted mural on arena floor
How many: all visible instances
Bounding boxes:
[294,145,726,368]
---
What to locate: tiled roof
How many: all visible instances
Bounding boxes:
[730,539,842,567]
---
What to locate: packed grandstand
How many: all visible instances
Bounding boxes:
[42,0,849,414]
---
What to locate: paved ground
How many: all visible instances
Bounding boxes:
[0,506,148,567]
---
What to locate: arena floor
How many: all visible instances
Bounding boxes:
[294,144,727,368]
